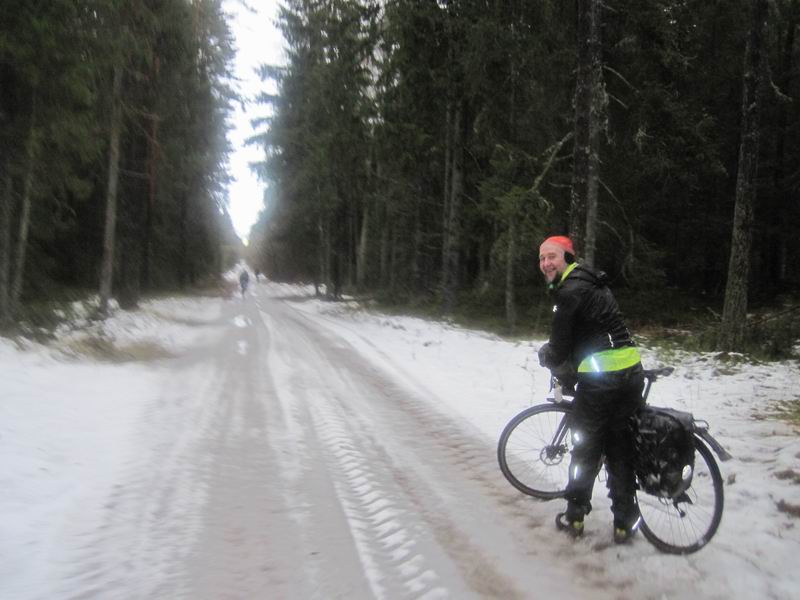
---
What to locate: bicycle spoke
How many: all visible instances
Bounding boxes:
[498,404,572,499]
[638,438,724,554]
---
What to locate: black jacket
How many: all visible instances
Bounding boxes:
[542,264,634,370]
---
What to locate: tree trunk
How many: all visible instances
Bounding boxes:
[389,226,398,294]
[769,14,796,290]
[9,90,38,319]
[411,200,422,292]
[117,238,141,310]
[379,199,389,289]
[99,66,123,317]
[719,0,768,350]
[142,112,158,291]
[441,101,464,314]
[321,214,334,298]
[356,198,369,289]
[569,0,604,265]
[441,99,452,263]
[0,165,12,325]
[343,198,352,289]
[505,216,517,332]
[504,10,521,332]
[178,191,189,289]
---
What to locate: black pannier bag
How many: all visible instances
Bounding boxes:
[633,406,696,498]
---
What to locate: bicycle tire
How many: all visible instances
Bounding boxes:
[637,435,724,554]
[497,404,573,499]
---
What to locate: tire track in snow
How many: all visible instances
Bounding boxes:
[266,299,608,599]
[307,392,451,599]
[260,301,466,598]
[45,349,232,599]
[44,300,297,599]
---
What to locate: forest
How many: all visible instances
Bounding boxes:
[1,1,798,357]
[248,0,800,356]
[0,0,241,333]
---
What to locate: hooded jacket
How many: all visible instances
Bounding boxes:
[543,263,638,373]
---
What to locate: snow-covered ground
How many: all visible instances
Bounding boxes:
[1,280,798,599]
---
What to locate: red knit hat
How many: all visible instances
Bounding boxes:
[540,235,575,255]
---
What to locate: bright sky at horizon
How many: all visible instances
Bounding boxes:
[225,0,283,245]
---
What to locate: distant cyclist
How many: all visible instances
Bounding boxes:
[239,269,250,297]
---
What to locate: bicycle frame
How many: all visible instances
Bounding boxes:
[542,383,573,463]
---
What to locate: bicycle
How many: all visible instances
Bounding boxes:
[497,367,732,554]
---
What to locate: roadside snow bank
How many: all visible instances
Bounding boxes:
[0,296,226,598]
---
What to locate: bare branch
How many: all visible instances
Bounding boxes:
[607,92,629,110]
[603,65,639,92]
[530,131,573,194]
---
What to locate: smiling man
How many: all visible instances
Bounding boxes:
[536,235,645,544]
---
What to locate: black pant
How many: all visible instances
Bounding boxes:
[564,363,645,527]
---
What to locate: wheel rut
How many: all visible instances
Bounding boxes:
[269,301,614,599]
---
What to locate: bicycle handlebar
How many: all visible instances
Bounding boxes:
[643,366,675,380]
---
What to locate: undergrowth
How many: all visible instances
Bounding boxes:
[2,277,231,344]
[367,286,800,361]
[58,335,174,363]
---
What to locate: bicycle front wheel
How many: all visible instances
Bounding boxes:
[637,435,724,554]
[497,404,573,499]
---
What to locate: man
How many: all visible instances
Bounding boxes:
[239,269,250,297]
[537,235,644,544]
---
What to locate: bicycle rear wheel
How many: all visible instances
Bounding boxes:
[637,435,724,554]
[497,404,573,499]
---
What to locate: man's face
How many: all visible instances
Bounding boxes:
[539,242,568,283]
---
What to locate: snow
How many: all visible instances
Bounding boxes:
[1,281,799,599]
[0,297,229,599]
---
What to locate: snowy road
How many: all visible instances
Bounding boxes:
[3,281,799,599]
[40,291,611,599]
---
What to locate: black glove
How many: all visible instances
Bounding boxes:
[551,360,578,394]
[538,342,555,368]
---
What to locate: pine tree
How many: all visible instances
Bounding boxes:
[719,0,769,350]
